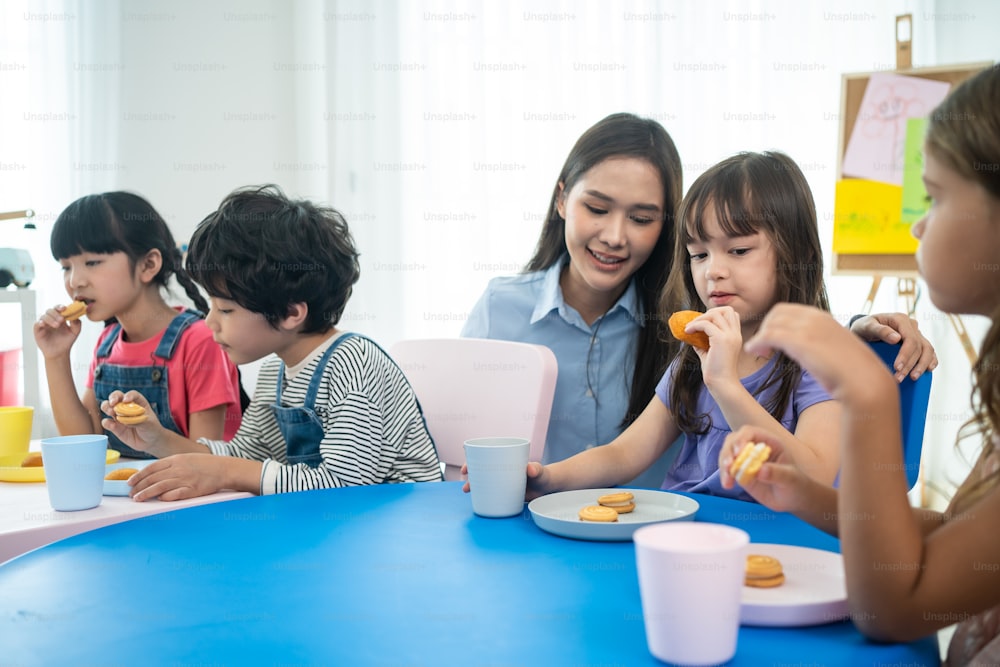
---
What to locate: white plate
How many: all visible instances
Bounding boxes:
[528,488,699,541]
[103,460,153,496]
[740,543,849,626]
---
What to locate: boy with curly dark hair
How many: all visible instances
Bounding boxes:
[103,185,441,499]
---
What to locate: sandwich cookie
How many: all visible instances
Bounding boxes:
[744,554,785,588]
[114,401,148,425]
[729,442,772,486]
[20,452,43,468]
[105,467,139,481]
[61,300,87,321]
[597,491,636,514]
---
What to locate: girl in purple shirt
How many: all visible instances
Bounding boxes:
[525,151,845,501]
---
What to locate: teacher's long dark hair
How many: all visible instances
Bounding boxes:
[526,113,683,427]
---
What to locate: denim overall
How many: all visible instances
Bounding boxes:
[93,310,200,459]
[271,333,361,468]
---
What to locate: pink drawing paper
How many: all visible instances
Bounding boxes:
[841,72,951,185]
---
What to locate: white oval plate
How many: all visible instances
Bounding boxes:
[103,460,154,496]
[528,488,699,541]
[740,543,849,626]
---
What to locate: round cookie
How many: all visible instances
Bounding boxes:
[668,310,710,350]
[578,505,620,522]
[744,554,785,588]
[105,467,139,481]
[114,401,148,425]
[61,300,87,321]
[20,452,43,468]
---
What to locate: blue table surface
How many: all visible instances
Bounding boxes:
[0,481,939,666]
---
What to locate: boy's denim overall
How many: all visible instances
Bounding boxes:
[271,333,360,468]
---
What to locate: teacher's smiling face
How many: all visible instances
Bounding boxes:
[557,156,665,323]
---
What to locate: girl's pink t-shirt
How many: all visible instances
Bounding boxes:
[87,312,242,439]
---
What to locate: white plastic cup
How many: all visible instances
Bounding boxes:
[633,522,749,666]
[40,434,109,511]
[463,437,530,518]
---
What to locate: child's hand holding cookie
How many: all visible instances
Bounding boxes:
[100,390,163,455]
[719,426,818,514]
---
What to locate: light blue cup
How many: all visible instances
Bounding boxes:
[40,434,109,511]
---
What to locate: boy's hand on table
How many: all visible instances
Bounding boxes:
[129,453,229,501]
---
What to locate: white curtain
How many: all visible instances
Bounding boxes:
[389,0,939,339]
[0,0,124,437]
[2,0,993,510]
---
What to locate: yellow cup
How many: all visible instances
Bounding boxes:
[0,406,34,456]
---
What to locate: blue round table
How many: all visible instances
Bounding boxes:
[0,481,939,665]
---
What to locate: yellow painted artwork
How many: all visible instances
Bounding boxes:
[832,178,916,254]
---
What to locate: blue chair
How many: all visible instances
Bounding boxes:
[867,340,933,490]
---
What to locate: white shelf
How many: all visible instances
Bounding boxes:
[0,288,39,437]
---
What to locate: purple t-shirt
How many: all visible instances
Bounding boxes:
[655,356,832,501]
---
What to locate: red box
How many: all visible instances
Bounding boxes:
[0,348,22,406]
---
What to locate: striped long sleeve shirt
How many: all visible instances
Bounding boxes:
[201,335,441,494]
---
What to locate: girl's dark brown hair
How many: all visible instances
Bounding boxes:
[926,65,1000,513]
[660,151,830,434]
[526,112,683,427]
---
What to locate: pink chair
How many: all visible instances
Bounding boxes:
[389,338,558,481]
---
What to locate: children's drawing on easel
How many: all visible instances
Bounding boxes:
[832,178,913,254]
[900,117,930,223]
[842,72,951,185]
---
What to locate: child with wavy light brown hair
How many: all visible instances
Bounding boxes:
[720,65,1000,662]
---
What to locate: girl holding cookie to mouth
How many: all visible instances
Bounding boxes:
[518,150,852,502]
[33,192,244,458]
[718,67,1000,661]
[462,114,936,492]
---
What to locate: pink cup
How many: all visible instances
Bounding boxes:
[634,522,749,665]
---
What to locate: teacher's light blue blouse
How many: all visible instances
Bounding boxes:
[461,259,676,488]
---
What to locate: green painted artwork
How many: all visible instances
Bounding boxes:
[900,117,930,224]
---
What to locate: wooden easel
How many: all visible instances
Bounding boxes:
[836,15,984,368]
[835,17,992,508]
[859,275,917,318]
